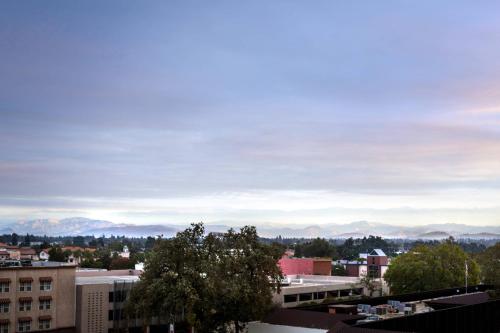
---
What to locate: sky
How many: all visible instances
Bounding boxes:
[1,1,500,227]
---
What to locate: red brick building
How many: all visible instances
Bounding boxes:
[278,256,332,276]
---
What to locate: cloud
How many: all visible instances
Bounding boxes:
[2,1,500,225]
[461,106,500,115]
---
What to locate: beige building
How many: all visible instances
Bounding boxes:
[274,275,368,308]
[75,270,141,333]
[0,262,76,333]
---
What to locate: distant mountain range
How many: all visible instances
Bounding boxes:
[0,217,499,239]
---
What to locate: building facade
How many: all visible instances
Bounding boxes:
[75,271,141,333]
[0,262,76,333]
[279,257,332,276]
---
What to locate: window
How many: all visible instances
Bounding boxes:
[19,282,31,292]
[299,293,313,301]
[38,320,50,330]
[0,283,9,293]
[39,281,51,292]
[108,310,114,321]
[314,292,326,299]
[0,323,8,333]
[284,294,298,303]
[0,303,9,313]
[110,290,127,303]
[39,300,51,310]
[19,301,32,312]
[18,321,30,332]
[368,266,379,278]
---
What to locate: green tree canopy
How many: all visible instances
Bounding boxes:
[332,264,347,276]
[476,242,500,291]
[384,241,480,294]
[48,246,67,262]
[126,223,283,332]
[294,238,337,258]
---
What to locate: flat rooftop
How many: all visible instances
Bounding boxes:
[0,260,76,269]
[76,275,140,285]
[282,275,361,290]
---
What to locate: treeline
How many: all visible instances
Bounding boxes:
[260,235,494,259]
[385,240,500,296]
[0,233,157,250]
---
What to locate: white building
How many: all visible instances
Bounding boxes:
[273,275,368,308]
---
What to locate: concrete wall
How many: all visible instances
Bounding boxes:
[279,258,331,276]
[312,261,331,276]
[76,283,109,333]
[273,275,364,308]
[279,258,315,275]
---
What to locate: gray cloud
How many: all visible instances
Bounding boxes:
[2,1,500,224]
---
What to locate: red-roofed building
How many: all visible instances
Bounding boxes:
[0,250,9,260]
[19,247,38,260]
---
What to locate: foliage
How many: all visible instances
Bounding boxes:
[384,241,481,294]
[11,233,18,246]
[294,238,337,258]
[337,236,394,259]
[359,273,379,297]
[126,223,283,333]
[332,264,347,276]
[48,246,67,262]
[110,257,135,270]
[476,242,500,293]
[145,236,156,250]
[72,236,86,247]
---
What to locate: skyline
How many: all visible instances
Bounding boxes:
[1,1,500,226]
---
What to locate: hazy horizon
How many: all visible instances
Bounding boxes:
[2,1,500,227]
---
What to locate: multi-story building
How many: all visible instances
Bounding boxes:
[366,249,389,278]
[274,275,367,308]
[0,261,76,333]
[75,270,141,333]
[335,249,389,278]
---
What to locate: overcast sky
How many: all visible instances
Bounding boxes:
[1,1,500,226]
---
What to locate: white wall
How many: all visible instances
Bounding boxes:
[359,265,367,277]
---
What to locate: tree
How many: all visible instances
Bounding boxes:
[72,236,86,247]
[384,241,480,294]
[205,226,283,332]
[337,236,394,259]
[126,223,283,332]
[359,272,379,297]
[332,264,347,276]
[476,242,500,294]
[145,236,156,250]
[48,247,67,262]
[294,238,337,258]
[110,257,135,270]
[23,233,32,246]
[11,233,18,246]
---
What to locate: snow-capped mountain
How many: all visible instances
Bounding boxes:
[0,217,178,238]
[0,218,499,239]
